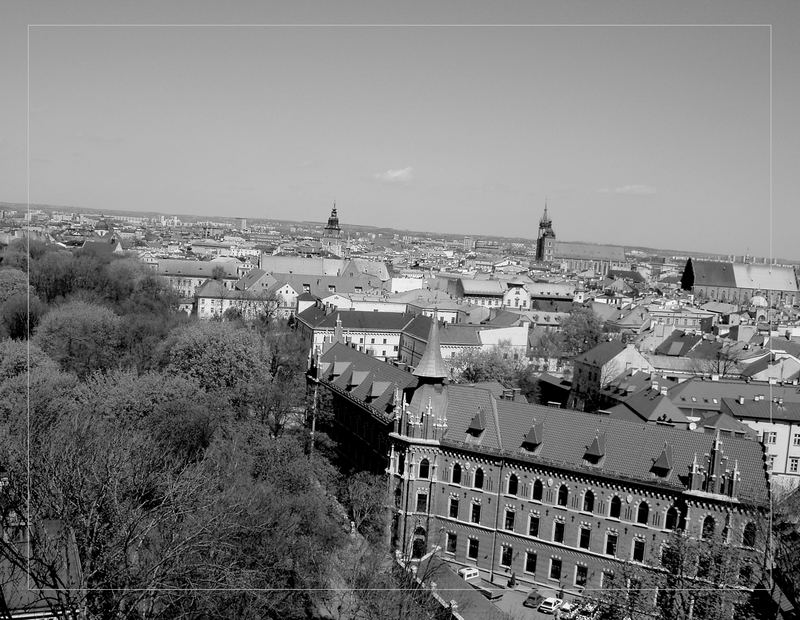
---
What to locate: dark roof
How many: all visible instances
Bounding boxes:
[295,303,329,328]
[655,331,702,357]
[574,341,627,367]
[438,387,768,504]
[317,343,419,417]
[403,315,483,346]
[606,389,689,426]
[313,310,415,332]
[687,260,737,288]
[668,377,800,413]
[721,397,800,424]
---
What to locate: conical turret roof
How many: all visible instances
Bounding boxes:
[413,315,448,380]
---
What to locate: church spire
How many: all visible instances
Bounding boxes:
[413,313,448,382]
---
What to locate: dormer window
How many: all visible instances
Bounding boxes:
[467,407,486,436]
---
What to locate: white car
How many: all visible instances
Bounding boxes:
[559,601,578,618]
[538,597,564,614]
[457,566,480,581]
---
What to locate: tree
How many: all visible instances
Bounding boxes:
[32,301,122,377]
[0,339,57,382]
[560,306,604,357]
[1,292,47,339]
[598,528,766,620]
[29,250,76,302]
[156,321,272,394]
[449,340,527,386]
[340,471,389,543]
[0,268,30,304]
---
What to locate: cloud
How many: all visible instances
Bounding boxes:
[598,184,657,195]
[374,167,413,183]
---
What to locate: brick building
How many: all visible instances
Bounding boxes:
[311,320,770,600]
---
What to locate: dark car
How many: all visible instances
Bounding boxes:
[523,588,546,608]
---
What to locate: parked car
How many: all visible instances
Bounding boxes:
[559,601,578,618]
[523,589,546,608]
[457,567,480,581]
[538,597,564,614]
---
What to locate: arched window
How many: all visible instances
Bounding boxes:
[451,463,462,485]
[533,479,543,501]
[583,490,595,513]
[665,505,680,531]
[418,459,430,479]
[637,501,650,525]
[742,522,756,548]
[557,484,569,507]
[507,474,519,496]
[474,467,484,489]
[702,516,715,540]
[610,495,622,519]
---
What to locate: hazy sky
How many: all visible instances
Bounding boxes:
[2,1,799,259]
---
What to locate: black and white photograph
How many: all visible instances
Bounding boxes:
[1,1,799,619]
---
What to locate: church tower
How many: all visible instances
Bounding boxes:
[535,202,556,262]
[321,202,343,256]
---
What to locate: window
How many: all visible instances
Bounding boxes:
[416,493,428,513]
[583,490,595,513]
[507,474,519,496]
[763,431,777,445]
[632,539,645,563]
[557,485,569,507]
[666,505,681,531]
[525,551,537,574]
[579,527,591,549]
[575,565,588,587]
[446,533,457,554]
[702,516,715,540]
[451,463,461,485]
[742,522,756,548]
[370,338,375,344]
[601,571,614,589]
[500,545,513,567]
[609,496,622,519]
[471,503,481,524]
[418,459,430,479]
[637,502,650,525]
[449,497,459,519]
[383,338,387,344]
[549,558,562,580]
[553,521,565,544]
[790,458,799,474]
[767,455,776,471]
[468,538,479,560]
[738,562,753,586]
[504,510,516,531]
[697,556,711,579]
[473,468,484,489]
[528,515,540,537]
[532,479,543,501]
[606,533,618,556]
[793,433,800,447]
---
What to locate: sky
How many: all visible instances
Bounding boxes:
[1,1,799,259]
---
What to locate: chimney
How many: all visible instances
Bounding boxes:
[660,387,668,396]
[738,396,744,405]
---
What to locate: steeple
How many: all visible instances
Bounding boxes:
[324,202,341,238]
[413,314,448,382]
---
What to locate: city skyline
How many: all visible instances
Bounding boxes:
[2,1,799,259]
